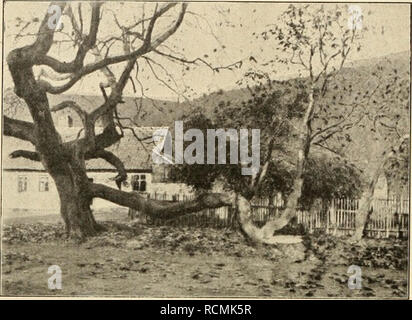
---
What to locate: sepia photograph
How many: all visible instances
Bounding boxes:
[0,0,410,300]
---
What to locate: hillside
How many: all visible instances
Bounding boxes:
[4,51,409,175]
[186,51,409,122]
[4,51,408,126]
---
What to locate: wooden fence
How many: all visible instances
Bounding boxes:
[136,192,409,239]
[296,198,409,238]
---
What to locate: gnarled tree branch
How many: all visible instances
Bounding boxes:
[35,2,102,73]
[41,3,188,94]
[90,183,231,219]
[9,150,40,161]
[4,116,37,144]
[89,149,127,189]
[51,100,87,123]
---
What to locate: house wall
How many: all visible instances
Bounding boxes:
[149,182,193,195]
[150,164,193,195]
[2,170,192,215]
[2,171,60,212]
[2,171,130,213]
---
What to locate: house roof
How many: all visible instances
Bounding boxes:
[2,127,167,172]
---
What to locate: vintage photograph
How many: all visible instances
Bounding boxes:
[1,1,410,298]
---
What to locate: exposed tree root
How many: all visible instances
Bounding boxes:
[236,195,302,245]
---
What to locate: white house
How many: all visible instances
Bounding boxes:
[2,113,192,217]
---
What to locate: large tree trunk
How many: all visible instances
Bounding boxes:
[59,191,101,238]
[54,174,102,238]
[5,2,224,239]
[351,134,409,241]
[259,87,314,239]
[351,159,385,241]
[235,194,302,244]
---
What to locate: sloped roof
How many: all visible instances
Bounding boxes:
[86,127,166,170]
[3,127,167,171]
[3,88,182,128]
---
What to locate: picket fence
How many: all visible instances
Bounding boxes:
[137,192,409,239]
[296,198,409,239]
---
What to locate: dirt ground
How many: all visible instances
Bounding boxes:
[1,210,409,298]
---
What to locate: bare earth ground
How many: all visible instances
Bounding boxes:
[1,209,408,298]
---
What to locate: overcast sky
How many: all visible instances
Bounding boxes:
[3,2,410,100]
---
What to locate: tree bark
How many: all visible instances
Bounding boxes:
[351,158,386,241]
[351,135,409,241]
[259,87,314,239]
[90,183,231,219]
[54,174,102,238]
[5,2,229,239]
[235,194,302,244]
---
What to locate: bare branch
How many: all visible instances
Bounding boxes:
[4,116,36,144]
[36,3,102,73]
[90,58,137,123]
[51,100,88,123]
[30,2,67,55]
[150,3,187,48]
[90,183,231,219]
[41,3,188,94]
[9,150,41,162]
[37,68,72,82]
[88,149,127,188]
[153,49,242,72]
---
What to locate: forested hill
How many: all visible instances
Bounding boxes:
[5,51,408,129]
[182,51,409,123]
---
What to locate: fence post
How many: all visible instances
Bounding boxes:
[326,202,330,234]
[142,193,409,237]
[228,206,232,229]
[330,199,336,236]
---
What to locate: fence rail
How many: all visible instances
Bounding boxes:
[296,198,409,238]
[133,192,409,239]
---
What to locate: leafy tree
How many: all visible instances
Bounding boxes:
[344,61,410,240]
[172,85,364,210]
[233,4,408,241]
[171,82,303,196]
[247,4,368,238]
[300,154,363,208]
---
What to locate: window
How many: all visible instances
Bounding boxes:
[140,175,146,192]
[18,176,28,193]
[161,167,170,182]
[67,115,73,127]
[131,175,139,191]
[39,176,49,192]
[131,174,147,192]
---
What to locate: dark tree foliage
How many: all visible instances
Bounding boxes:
[300,155,363,208]
[171,84,364,208]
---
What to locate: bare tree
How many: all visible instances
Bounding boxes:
[349,64,410,240]
[229,5,407,243]
[241,4,368,240]
[5,2,232,239]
